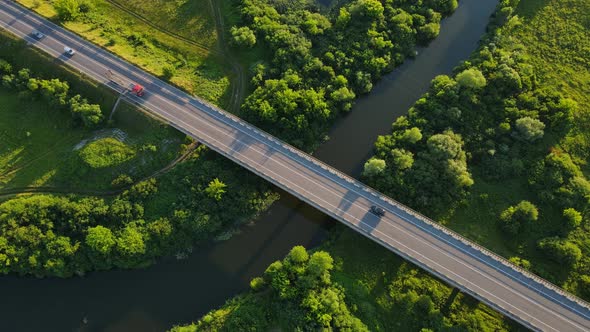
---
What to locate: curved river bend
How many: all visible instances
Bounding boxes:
[0,1,498,330]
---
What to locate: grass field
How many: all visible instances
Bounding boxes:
[0,90,183,191]
[513,0,590,160]
[436,0,590,287]
[110,0,217,49]
[17,0,232,108]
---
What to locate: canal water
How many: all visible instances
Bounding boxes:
[0,0,498,331]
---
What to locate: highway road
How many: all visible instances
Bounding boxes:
[2,1,590,330]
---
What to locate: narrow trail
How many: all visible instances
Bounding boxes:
[208,0,247,113]
[0,142,199,198]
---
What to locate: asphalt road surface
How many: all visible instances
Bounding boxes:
[2,1,590,331]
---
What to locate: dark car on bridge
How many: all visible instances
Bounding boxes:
[31,30,44,40]
[370,205,385,217]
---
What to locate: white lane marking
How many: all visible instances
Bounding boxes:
[133,98,565,331]
[2,5,589,329]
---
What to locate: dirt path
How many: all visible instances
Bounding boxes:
[208,0,247,113]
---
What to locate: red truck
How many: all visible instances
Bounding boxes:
[131,84,145,97]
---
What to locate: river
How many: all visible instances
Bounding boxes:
[0,0,498,330]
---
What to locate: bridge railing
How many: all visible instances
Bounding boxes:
[190,93,590,316]
[13,0,589,314]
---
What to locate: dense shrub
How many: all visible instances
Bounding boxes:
[237,0,455,149]
[54,0,80,21]
[79,138,136,168]
[230,26,256,48]
[1,59,104,127]
[537,237,582,267]
[499,201,539,235]
[173,247,367,331]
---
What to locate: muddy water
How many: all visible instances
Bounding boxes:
[0,1,498,331]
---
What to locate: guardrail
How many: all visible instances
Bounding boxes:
[6,0,590,321]
[190,88,590,316]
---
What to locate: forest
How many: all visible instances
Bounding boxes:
[236,0,458,148]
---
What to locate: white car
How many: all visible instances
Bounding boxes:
[31,30,44,40]
[64,46,76,56]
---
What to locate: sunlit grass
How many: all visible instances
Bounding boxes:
[0,89,183,190]
[16,0,233,108]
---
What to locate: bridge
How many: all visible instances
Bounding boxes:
[2,1,590,330]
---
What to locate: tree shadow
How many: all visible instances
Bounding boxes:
[441,287,460,315]
[227,129,254,157]
[359,210,382,234]
[336,189,360,218]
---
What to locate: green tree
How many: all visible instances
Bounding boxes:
[538,237,582,266]
[579,275,590,299]
[426,132,462,160]
[230,26,257,48]
[54,0,81,21]
[75,103,103,127]
[417,23,440,44]
[515,117,545,142]
[426,0,458,15]
[401,127,423,144]
[116,225,146,257]
[85,225,116,255]
[456,68,486,89]
[391,149,414,170]
[363,157,386,177]
[69,95,103,127]
[205,178,227,201]
[563,208,582,230]
[499,200,539,235]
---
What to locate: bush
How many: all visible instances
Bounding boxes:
[250,277,265,291]
[499,200,539,235]
[78,0,93,13]
[162,65,176,80]
[508,256,531,270]
[54,0,81,21]
[230,26,256,48]
[456,68,486,89]
[79,138,136,168]
[538,237,582,266]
